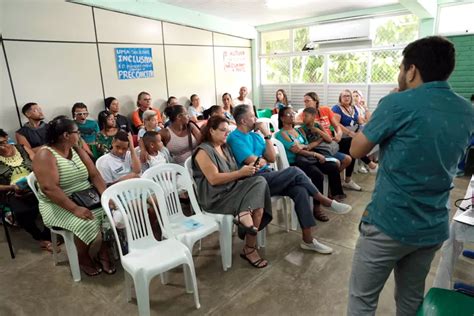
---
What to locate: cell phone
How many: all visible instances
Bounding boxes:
[253,157,261,167]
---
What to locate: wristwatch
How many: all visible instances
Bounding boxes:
[264,134,272,140]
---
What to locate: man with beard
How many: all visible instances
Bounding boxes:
[347,36,474,315]
[16,102,47,154]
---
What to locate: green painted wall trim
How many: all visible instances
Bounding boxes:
[447,34,474,100]
[255,4,408,32]
[70,0,257,39]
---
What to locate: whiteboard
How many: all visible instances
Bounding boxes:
[99,43,168,114]
[4,41,104,122]
[165,45,216,108]
[94,8,163,44]
[0,42,21,136]
[214,46,252,105]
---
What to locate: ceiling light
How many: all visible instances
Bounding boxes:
[265,0,315,9]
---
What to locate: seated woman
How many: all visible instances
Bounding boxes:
[188,94,204,122]
[332,89,378,191]
[0,129,53,252]
[193,116,272,268]
[33,116,115,276]
[96,112,118,158]
[137,110,161,141]
[97,97,132,133]
[131,91,163,132]
[274,88,290,113]
[275,107,349,220]
[221,93,236,123]
[160,105,201,166]
[352,90,371,124]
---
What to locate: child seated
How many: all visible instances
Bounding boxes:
[137,131,172,172]
[300,107,351,171]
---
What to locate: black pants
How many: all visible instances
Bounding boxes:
[295,160,344,196]
[8,193,51,241]
[339,137,371,178]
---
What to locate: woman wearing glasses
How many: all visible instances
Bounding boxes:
[33,116,115,276]
[131,91,164,132]
[332,89,378,191]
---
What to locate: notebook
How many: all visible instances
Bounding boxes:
[454,209,474,226]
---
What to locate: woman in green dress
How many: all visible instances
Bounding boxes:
[33,116,115,276]
[95,112,118,158]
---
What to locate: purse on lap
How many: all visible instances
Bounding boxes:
[70,187,101,210]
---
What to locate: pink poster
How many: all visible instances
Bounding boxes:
[223,50,247,72]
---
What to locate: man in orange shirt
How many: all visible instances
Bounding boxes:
[131,91,164,132]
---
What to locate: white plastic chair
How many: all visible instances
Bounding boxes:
[27,172,81,282]
[101,178,200,315]
[141,164,223,268]
[270,114,280,133]
[256,117,277,134]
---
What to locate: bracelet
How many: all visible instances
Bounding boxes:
[264,134,272,140]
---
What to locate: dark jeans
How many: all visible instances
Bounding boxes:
[294,159,344,196]
[339,137,371,178]
[259,167,317,229]
[8,193,51,241]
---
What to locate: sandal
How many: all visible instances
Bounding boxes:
[233,211,258,236]
[80,264,102,277]
[239,245,268,268]
[313,209,329,222]
[95,255,117,275]
[40,241,61,254]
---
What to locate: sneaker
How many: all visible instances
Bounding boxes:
[342,180,362,191]
[329,200,352,214]
[358,166,368,174]
[368,164,379,174]
[300,238,333,254]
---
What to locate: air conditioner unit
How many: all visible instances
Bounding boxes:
[309,19,373,44]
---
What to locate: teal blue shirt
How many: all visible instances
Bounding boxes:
[227,129,266,167]
[77,119,99,144]
[275,129,308,164]
[362,81,474,246]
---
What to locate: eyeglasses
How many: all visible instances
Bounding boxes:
[0,140,8,146]
[342,95,351,98]
[284,112,296,117]
[75,112,89,116]
[217,127,229,133]
[143,98,152,102]
[69,130,81,135]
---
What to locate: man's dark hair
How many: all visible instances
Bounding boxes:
[0,129,8,138]
[142,130,159,149]
[71,102,87,116]
[233,104,251,125]
[104,97,117,110]
[113,130,129,143]
[21,102,38,116]
[402,36,455,82]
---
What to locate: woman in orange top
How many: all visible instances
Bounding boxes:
[131,91,163,132]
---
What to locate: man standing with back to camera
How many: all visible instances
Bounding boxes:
[347,36,474,315]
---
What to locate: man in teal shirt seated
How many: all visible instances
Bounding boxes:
[347,36,474,316]
[72,102,99,144]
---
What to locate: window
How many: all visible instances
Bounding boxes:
[373,14,419,47]
[291,55,324,83]
[329,52,368,83]
[261,57,290,84]
[371,50,402,83]
[293,27,310,51]
[261,30,290,54]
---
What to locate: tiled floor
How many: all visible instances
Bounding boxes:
[1,174,473,315]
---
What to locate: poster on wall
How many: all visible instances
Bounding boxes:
[223,49,247,72]
[115,48,154,80]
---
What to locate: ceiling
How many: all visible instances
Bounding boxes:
[157,0,400,26]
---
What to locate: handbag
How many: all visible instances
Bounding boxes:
[295,154,320,165]
[70,187,101,209]
[314,141,339,156]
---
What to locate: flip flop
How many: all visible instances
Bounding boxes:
[95,256,117,275]
[80,264,102,277]
[40,241,61,254]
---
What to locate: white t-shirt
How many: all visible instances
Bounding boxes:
[96,151,133,184]
[233,97,253,107]
[136,148,170,172]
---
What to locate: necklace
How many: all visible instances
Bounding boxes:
[341,105,354,117]
[0,148,23,167]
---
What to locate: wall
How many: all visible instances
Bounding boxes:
[447,34,474,100]
[0,0,252,135]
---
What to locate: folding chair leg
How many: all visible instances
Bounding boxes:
[63,232,81,282]
[51,232,59,265]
